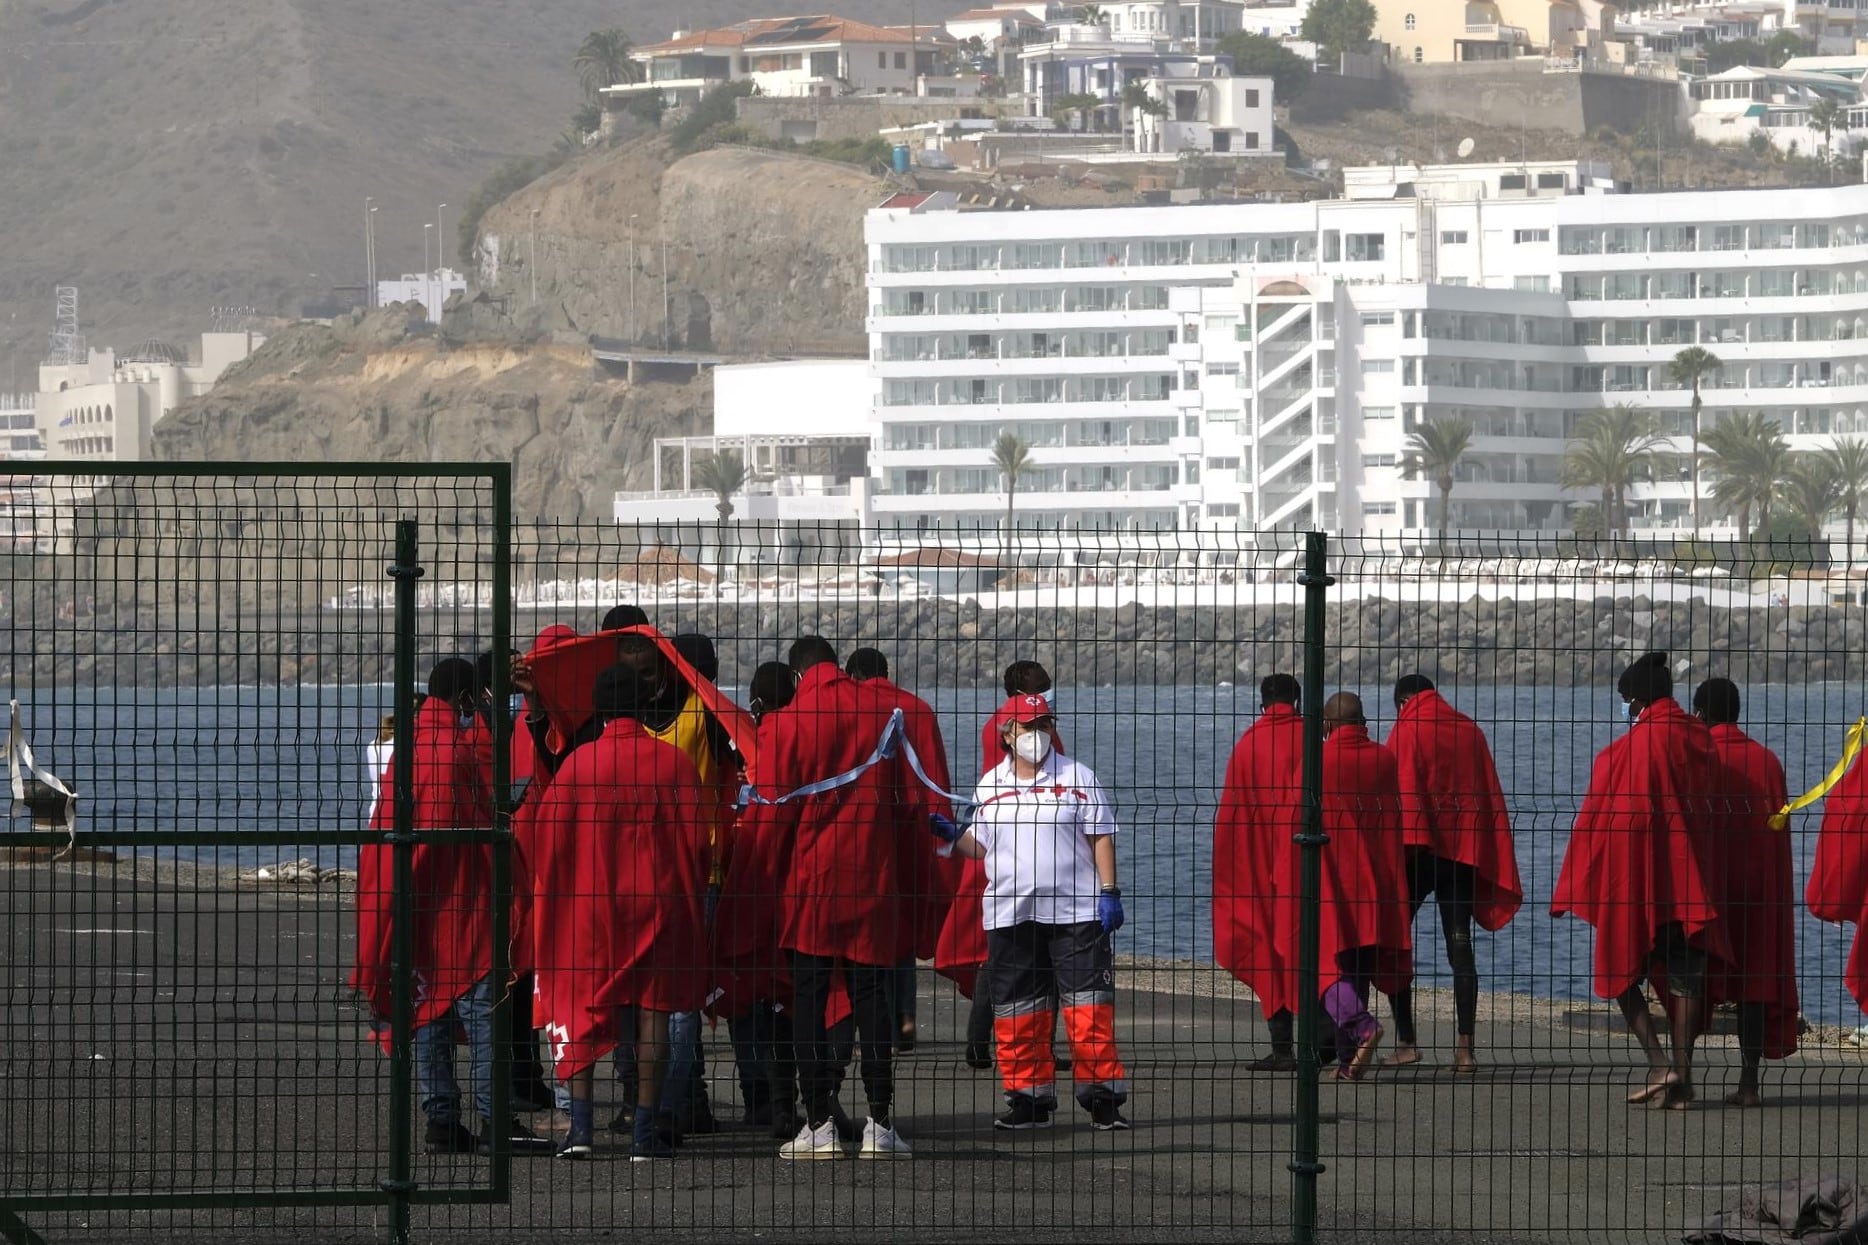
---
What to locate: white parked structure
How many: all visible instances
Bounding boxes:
[36,332,263,464]
[1129,70,1276,155]
[376,268,467,324]
[946,6,1048,50]
[1687,63,1867,156]
[865,162,1868,539]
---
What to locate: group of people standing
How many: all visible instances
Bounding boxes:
[351,608,1132,1161]
[351,622,1868,1163]
[1216,649,1868,1113]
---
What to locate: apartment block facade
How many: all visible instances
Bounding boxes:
[866,165,1868,538]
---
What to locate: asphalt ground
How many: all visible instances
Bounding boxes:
[3,862,1865,1245]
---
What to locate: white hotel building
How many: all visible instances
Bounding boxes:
[865,164,1868,539]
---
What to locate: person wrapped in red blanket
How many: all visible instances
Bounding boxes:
[517,662,709,1161]
[1692,677,1798,1107]
[1381,674,1522,1072]
[1275,693,1413,1081]
[350,658,545,1155]
[1809,724,1868,1030]
[758,635,937,1161]
[844,647,953,1056]
[1214,672,1306,1070]
[1552,651,1730,1111]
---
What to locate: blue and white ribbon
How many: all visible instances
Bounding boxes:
[738,708,975,813]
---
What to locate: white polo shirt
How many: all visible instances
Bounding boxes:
[969,753,1118,931]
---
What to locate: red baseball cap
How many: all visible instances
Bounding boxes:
[1000,693,1054,724]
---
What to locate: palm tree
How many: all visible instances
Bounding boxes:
[690,449,746,596]
[575,28,640,99]
[1560,405,1664,533]
[1821,435,1868,564]
[1080,3,1108,25]
[1701,411,1789,535]
[1399,418,1474,552]
[1778,453,1841,537]
[1668,346,1722,534]
[1809,96,1844,166]
[991,431,1036,543]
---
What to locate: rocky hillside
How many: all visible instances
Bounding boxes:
[148,306,709,520]
[475,139,883,356]
[0,0,911,385]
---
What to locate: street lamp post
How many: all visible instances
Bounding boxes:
[629,214,639,343]
[435,203,448,319]
[363,196,376,308]
[662,236,671,350]
[423,223,434,322]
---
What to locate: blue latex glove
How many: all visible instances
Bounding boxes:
[1097,892,1125,934]
[929,812,963,844]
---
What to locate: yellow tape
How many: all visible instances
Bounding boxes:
[1769,716,1867,830]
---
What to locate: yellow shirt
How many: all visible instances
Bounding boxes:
[648,691,726,883]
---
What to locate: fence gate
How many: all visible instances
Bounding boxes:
[0,464,511,1245]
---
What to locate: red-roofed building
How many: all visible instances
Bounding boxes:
[607,14,948,110]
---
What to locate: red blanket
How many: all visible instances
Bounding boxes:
[517,719,709,1080]
[1810,747,1868,1016]
[526,624,757,773]
[1704,723,1798,1057]
[933,713,1068,997]
[1388,690,1523,931]
[1274,725,1413,1001]
[1552,698,1731,999]
[1213,704,1303,1018]
[349,698,495,1051]
[756,663,933,967]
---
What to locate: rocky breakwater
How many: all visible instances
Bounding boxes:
[12,588,1865,690]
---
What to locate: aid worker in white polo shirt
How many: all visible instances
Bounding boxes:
[930,692,1129,1132]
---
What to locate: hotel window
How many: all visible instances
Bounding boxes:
[1405,12,1416,28]
[1513,228,1550,244]
[1360,311,1396,327]
[1361,359,1395,375]
[1245,89,1260,107]
[1363,501,1398,517]
[1346,233,1386,262]
[1363,406,1397,420]
[1208,503,1240,518]
[1440,230,1468,245]
[1361,453,1397,468]
[1206,456,1241,470]
[1513,276,1551,292]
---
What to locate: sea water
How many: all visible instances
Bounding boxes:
[9,680,1864,1027]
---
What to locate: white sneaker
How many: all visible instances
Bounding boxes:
[858,1117,912,1160]
[778,1119,845,1160]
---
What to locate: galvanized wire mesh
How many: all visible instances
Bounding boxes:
[3,501,1865,1245]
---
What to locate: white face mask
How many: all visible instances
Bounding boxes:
[1011,729,1052,765]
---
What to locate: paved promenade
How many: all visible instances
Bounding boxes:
[3,861,1864,1244]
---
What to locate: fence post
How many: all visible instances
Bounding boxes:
[486,469,513,1197]
[1290,530,1334,1245]
[382,519,425,1245]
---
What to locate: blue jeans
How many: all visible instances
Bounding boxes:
[415,975,494,1126]
[614,1008,704,1114]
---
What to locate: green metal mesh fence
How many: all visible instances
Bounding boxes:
[3,499,1865,1245]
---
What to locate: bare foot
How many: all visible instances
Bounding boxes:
[1452,1048,1479,1074]
[1626,1070,1674,1104]
[1661,1082,1696,1111]
[1724,1087,1762,1108]
[1345,1026,1384,1081]
[1381,1043,1422,1068]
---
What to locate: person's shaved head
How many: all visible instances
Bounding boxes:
[1323,692,1366,735]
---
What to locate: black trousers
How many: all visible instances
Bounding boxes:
[728,1004,797,1113]
[790,953,895,1124]
[1390,851,1480,1042]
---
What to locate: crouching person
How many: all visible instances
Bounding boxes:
[519,663,710,1160]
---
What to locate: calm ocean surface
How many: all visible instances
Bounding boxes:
[12,680,1866,1027]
